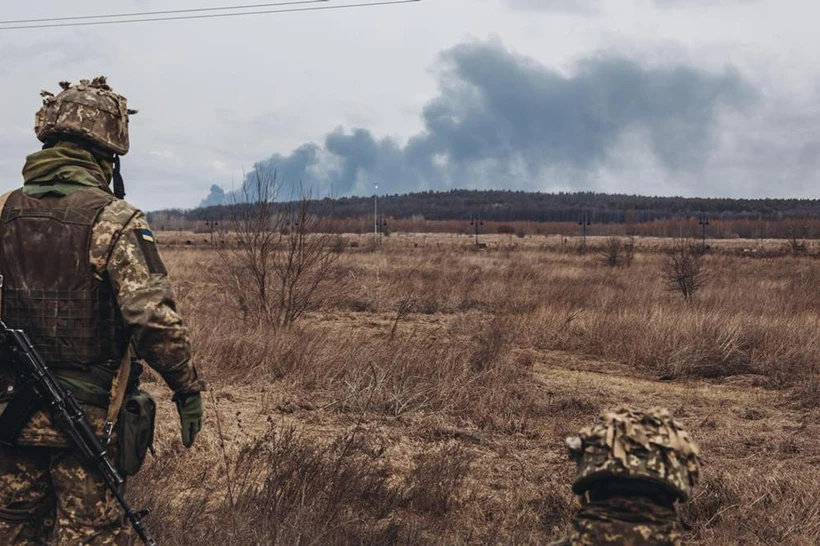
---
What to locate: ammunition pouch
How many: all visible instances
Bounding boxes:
[116,388,156,476]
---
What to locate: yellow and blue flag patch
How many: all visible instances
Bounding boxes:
[133,228,167,275]
[139,229,155,243]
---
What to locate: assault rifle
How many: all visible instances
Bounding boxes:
[0,319,157,545]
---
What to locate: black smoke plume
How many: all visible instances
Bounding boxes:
[201,40,752,206]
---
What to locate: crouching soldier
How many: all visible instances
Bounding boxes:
[551,408,701,546]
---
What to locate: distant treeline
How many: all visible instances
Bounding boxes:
[148,189,820,239]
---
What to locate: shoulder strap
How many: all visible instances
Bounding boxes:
[106,348,131,426]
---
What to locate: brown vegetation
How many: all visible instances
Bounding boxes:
[661,238,708,301]
[215,172,341,328]
[158,211,820,242]
[130,233,820,545]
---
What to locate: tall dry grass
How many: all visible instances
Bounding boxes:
[129,236,820,545]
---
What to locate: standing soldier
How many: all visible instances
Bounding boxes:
[0,77,205,544]
[551,407,701,546]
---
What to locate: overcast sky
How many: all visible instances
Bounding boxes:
[1,0,819,210]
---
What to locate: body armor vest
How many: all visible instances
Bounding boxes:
[0,188,128,369]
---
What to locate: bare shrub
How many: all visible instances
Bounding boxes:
[469,316,511,372]
[787,220,808,253]
[390,295,416,340]
[661,238,708,300]
[600,236,634,267]
[330,234,347,254]
[216,168,340,328]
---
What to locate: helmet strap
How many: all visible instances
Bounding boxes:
[113,155,125,199]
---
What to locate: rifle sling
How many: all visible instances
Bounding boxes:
[0,382,42,445]
[106,349,131,424]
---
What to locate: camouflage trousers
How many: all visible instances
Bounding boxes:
[550,497,682,546]
[0,444,131,545]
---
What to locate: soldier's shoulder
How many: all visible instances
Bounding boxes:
[97,198,145,227]
[90,199,149,271]
[94,198,152,238]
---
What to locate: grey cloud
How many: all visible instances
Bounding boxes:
[0,129,32,190]
[201,40,754,206]
[0,34,112,75]
[503,0,599,14]
[708,106,820,197]
[503,0,757,12]
[653,0,759,6]
[124,147,229,210]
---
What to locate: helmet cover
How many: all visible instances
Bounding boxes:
[567,407,701,501]
[35,76,136,155]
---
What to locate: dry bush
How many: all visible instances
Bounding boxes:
[662,238,708,300]
[215,169,340,328]
[600,236,635,267]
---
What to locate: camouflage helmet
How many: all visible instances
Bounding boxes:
[35,76,136,156]
[566,407,701,501]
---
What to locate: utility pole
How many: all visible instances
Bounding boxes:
[205,220,218,244]
[470,215,483,246]
[698,213,709,252]
[373,183,379,246]
[579,213,591,251]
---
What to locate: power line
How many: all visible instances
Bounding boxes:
[0,0,330,25]
[0,0,421,30]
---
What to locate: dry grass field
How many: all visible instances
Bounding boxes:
[130,232,820,545]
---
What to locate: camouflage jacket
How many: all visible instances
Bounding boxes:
[1,141,202,446]
[549,497,682,546]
